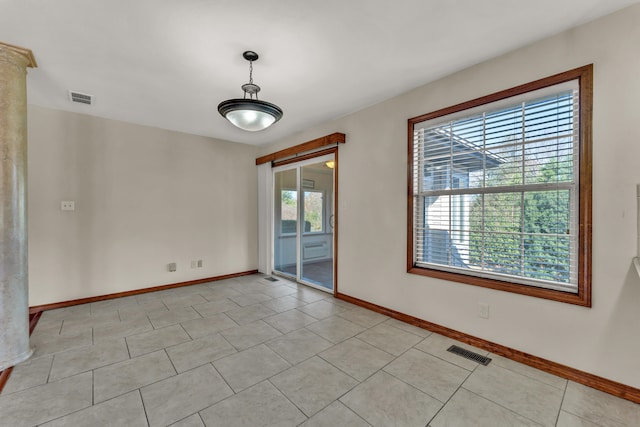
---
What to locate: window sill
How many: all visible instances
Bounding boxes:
[408,265,591,307]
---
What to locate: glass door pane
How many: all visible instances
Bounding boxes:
[300,161,334,290]
[273,168,298,278]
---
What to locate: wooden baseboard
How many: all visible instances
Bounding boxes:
[0,312,43,394]
[336,292,640,404]
[29,270,259,314]
[29,311,42,334]
[0,367,12,394]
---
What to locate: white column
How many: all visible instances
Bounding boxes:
[0,42,36,370]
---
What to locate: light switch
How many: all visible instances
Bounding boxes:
[61,201,75,211]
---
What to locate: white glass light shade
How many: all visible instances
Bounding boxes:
[218,99,283,132]
[226,109,276,131]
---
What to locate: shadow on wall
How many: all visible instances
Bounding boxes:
[595,263,640,386]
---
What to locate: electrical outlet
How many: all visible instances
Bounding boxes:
[197,259,203,268]
[478,302,490,319]
[191,260,197,269]
[61,201,75,211]
[168,263,177,272]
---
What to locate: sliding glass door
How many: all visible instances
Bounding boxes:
[274,168,298,279]
[300,160,334,289]
[273,154,335,292]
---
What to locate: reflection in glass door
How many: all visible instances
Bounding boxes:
[273,155,335,292]
[300,162,333,290]
[273,168,298,279]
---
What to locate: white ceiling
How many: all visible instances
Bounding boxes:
[1,0,637,146]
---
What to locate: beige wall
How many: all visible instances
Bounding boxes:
[259,5,640,388]
[28,106,258,306]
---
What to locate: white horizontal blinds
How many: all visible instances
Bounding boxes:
[413,81,579,292]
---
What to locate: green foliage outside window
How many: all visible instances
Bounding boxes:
[468,156,573,283]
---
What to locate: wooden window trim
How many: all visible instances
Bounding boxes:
[255,132,345,165]
[273,147,337,168]
[407,65,593,306]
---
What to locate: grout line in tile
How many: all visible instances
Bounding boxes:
[34,408,73,425]
[555,378,570,426]
[382,359,468,406]
[316,337,397,383]
[124,335,132,359]
[194,306,204,319]
[217,334,237,355]
[315,354,361,384]
[97,363,180,407]
[388,337,479,410]
[179,322,196,341]
[559,409,604,427]
[426,377,471,426]
[460,386,547,427]
[350,330,409,358]
[171,414,200,426]
[91,369,95,406]
[163,348,180,376]
[332,376,370,412]
[210,362,237,396]
[45,354,55,384]
[139,389,152,427]
[382,319,431,339]
[197,411,206,426]
[266,378,311,421]
[486,357,567,391]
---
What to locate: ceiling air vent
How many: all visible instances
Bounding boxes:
[68,91,93,105]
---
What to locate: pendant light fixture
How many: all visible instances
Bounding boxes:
[218,51,283,132]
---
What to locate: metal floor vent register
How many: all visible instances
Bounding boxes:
[446,345,492,366]
[264,276,279,282]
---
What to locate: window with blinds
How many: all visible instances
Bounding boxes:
[407,66,592,304]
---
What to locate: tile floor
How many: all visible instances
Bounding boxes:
[1,274,639,427]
